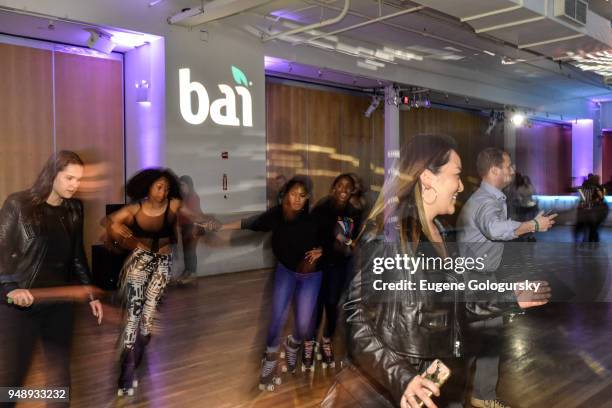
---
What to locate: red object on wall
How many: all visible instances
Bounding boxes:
[603,131,612,186]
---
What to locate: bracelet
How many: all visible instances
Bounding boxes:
[345,239,353,246]
[533,219,539,233]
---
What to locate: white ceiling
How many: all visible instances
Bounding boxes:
[224,0,612,104]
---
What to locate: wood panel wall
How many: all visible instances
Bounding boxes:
[266,81,573,217]
[400,107,505,196]
[54,52,124,258]
[515,122,572,195]
[0,42,124,264]
[266,81,384,206]
[0,43,54,200]
[602,131,612,186]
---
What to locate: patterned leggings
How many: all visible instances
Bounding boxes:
[120,247,171,350]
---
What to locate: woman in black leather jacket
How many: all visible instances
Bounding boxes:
[0,150,103,399]
[322,135,550,408]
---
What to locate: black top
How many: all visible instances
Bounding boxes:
[31,203,72,288]
[130,201,176,252]
[241,206,320,272]
[311,196,362,266]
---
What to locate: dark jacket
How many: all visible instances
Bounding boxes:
[0,191,92,298]
[344,221,519,406]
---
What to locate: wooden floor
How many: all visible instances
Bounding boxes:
[11,239,612,407]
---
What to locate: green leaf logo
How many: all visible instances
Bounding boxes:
[231,66,249,87]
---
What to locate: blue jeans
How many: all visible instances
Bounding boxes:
[266,263,322,350]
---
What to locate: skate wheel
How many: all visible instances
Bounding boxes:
[273,377,282,385]
[281,365,288,373]
[133,379,139,388]
[322,362,327,369]
[127,388,134,396]
[258,384,265,391]
[329,361,336,368]
[267,384,275,392]
[301,365,305,372]
[280,352,285,358]
[316,353,322,361]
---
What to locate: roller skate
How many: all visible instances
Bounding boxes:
[301,340,316,372]
[320,337,335,369]
[117,348,138,396]
[258,351,282,392]
[280,335,301,374]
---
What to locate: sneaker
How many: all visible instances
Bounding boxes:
[470,397,511,408]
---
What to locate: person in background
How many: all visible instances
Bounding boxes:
[457,148,556,408]
[0,151,103,406]
[176,175,206,285]
[311,173,362,369]
[504,173,539,242]
[322,135,550,408]
[220,176,323,390]
[576,174,608,243]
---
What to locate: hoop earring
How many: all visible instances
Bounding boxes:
[423,187,438,205]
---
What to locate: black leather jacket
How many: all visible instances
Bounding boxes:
[0,191,92,298]
[344,224,519,406]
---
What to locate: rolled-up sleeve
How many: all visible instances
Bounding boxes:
[475,200,522,241]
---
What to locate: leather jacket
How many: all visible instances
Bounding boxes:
[344,221,519,406]
[0,191,92,298]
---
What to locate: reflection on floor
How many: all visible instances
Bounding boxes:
[12,235,612,407]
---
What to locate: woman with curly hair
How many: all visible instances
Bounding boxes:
[107,168,218,396]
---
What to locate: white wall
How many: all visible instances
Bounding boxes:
[1,0,272,275]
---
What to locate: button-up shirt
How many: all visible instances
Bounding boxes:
[457,181,522,272]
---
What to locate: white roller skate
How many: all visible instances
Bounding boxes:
[258,351,282,392]
[280,335,301,374]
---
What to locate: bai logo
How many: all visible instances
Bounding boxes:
[179,66,253,127]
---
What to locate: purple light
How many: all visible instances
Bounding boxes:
[572,119,593,181]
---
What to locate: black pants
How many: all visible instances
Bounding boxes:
[314,260,350,339]
[0,302,74,407]
[180,224,199,277]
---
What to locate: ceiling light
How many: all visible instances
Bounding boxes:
[511,113,525,126]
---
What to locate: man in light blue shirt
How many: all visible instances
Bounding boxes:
[457,148,556,408]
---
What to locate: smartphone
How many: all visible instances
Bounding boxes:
[415,359,451,407]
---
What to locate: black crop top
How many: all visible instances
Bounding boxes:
[131,201,176,252]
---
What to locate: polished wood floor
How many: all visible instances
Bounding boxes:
[12,239,612,407]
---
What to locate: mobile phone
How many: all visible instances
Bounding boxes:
[415,359,451,407]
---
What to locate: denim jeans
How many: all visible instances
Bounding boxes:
[266,263,322,350]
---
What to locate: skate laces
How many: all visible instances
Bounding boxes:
[285,337,299,366]
[262,355,277,377]
[303,341,314,359]
[322,339,333,357]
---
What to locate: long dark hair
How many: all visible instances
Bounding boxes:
[279,175,313,213]
[330,173,355,193]
[28,150,84,208]
[126,168,182,202]
[366,134,457,247]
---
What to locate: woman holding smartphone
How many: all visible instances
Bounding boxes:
[322,135,551,408]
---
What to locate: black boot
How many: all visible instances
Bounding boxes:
[134,333,151,369]
[117,348,137,396]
